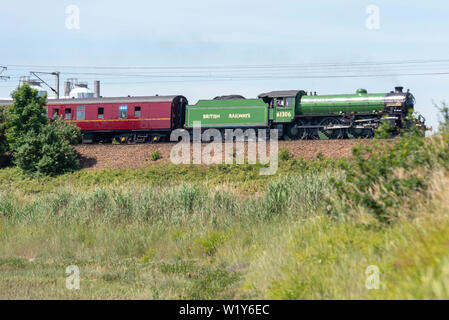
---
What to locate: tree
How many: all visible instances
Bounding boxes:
[0,107,7,154]
[6,83,82,175]
[5,83,48,152]
[14,118,81,175]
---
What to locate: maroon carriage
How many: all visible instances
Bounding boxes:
[47,95,188,143]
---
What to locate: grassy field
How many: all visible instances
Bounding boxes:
[2,135,449,299]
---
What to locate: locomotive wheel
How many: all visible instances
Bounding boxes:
[284,120,307,140]
[318,118,343,140]
[348,127,374,139]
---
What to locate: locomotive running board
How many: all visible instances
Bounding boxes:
[295,125,378,130]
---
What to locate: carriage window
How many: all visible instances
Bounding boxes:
[76,106,85,120]
[65,108,71,120]
[134,106,141,117]
[52,109,59,119]
[118,105,128,119]
[97,107,104,119]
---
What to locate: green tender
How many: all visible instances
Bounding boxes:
[185,98,268,128]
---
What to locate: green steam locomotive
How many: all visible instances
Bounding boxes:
[186,86,424,139]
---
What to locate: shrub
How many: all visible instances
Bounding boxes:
[434,100,449,133]
[195,230,231,256]
[374,117,396,139]
[51,117,82,145]
[330,116,449,222]
[316,152,324,160]
[14,117,81,176]
[0,108,7,155]
[150,150,162,161]
[5,84,82,176]
[278,147,292,161]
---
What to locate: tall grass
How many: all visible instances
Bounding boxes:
[0,171,335,226]
[3,127,449,299]
[0,156,336,195]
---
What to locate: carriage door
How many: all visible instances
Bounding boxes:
[76,106,86,120]
[171,96,187,129]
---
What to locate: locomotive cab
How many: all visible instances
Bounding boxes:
[258,90,302,124]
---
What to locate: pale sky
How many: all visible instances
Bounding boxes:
[1,0,449,129]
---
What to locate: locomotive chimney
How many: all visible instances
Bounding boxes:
[395,86,403,93]
[94,80,100,98]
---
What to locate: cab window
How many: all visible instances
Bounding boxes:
[276,98,284,107]
[285,98,293,107]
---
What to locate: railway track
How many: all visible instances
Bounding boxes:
[76,139,391,170]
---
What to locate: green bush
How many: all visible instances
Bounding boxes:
[14,119,81,175]
[374,117,396,139]
[0,108,7,155]
[51,117,82,145]
[278,147,292,161]
[150,150,162,161]
[195,230,231,256]
[330,118,449,222]
[5,84,82,176]
[434,100,449,133]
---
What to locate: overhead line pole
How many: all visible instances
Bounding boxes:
[30,71,60,98]
[0,66,10,80]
